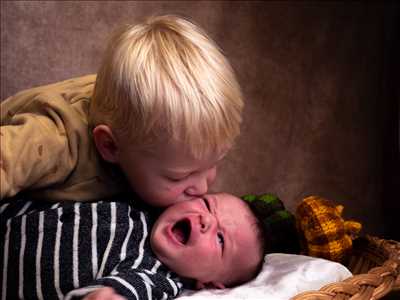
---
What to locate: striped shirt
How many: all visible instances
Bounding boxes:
[0,198,182,300]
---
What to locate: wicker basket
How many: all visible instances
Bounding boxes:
[292,235,400,300]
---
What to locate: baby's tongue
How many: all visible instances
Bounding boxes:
[172,226,186,244]
[172,219,190,244]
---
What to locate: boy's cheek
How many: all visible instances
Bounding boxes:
[159,182,182,198]
[209,167,217,185]
[152,184,186,206]
[156,180,208,205]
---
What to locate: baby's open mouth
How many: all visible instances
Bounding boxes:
[172,219,191,245]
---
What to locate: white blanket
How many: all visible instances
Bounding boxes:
[178,253,352,300]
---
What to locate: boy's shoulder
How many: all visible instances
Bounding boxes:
[1,74,97,117]
[8,74,96,99]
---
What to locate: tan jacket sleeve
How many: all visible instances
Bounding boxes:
[0,75,97,200]
[0,112,72,199]
[0,75,128,202]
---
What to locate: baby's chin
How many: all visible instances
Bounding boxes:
[149,225,174,267]
[150,224,195,279]
[150,214,192,256]
[178,277,197,289]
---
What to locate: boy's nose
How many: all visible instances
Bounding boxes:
[185,167,216,197]
[185,178,208,197]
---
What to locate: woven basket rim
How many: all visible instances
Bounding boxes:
[291,235,400,300]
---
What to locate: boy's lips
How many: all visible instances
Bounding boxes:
[170,218,192,246]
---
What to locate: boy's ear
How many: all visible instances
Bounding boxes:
[92,125,119,163]
[195,281,225,290]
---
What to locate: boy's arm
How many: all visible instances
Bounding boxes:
[64,270,182,300]
[0,112,73,199]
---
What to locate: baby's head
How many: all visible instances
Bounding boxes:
[150,193,265,288]
[90,15,243,207]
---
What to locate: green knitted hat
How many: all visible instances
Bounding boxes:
[241,193,300,254]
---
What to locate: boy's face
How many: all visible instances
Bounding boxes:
[117,140,227,207]
[150,193,262,288]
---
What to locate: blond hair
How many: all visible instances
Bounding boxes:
[91,15,243,158]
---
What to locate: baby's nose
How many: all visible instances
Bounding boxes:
[199,213,214,233]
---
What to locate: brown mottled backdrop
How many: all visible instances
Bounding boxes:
[1,1,399,239]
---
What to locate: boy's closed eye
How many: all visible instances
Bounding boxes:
[168,176,188,182]
[166,172,191,182]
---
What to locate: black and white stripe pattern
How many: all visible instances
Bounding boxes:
[0,198,182,300]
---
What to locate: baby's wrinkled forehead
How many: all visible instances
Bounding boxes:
[212,193,260,233]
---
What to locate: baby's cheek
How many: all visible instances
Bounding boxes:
[196,241,218,260]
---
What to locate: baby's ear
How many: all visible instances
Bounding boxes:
[92,125,119,163]
[195,281,225,290]
[210,282,225,289]
[194,281,205,290]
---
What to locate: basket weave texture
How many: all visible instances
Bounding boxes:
[292,235,400,300]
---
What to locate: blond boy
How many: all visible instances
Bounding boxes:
[0,15,243,206]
